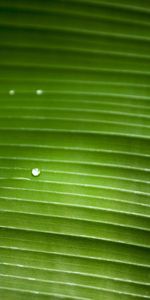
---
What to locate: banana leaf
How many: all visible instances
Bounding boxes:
[0,0,150,299]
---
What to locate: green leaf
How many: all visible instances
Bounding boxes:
[0,0,150,299]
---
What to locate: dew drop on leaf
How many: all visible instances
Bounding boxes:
[36,89,43,95]
[9,90,15,95]
[32,168,40,177]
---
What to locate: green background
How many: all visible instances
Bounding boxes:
[0,1,150,299]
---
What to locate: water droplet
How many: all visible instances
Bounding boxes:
[9,90,15,95]
[36,89,43,95]
[32,168,40,177]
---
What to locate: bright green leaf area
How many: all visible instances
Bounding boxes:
[0,0,150,299]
